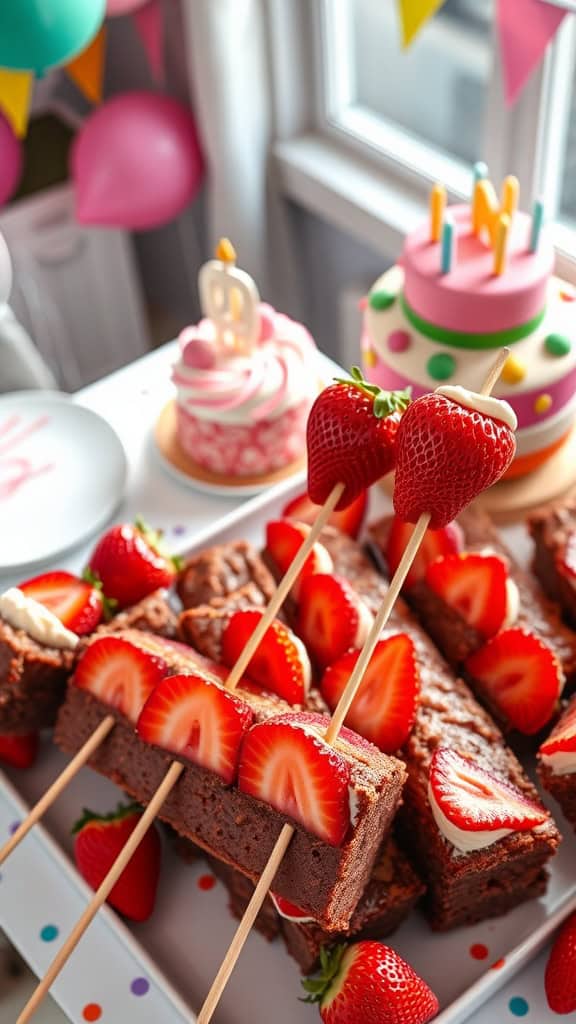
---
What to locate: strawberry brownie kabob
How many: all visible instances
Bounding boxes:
[194,349,516,1023]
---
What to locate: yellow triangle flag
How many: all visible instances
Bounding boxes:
[0,68,33,137]
[65,26,107,105]
[397,0,448,47]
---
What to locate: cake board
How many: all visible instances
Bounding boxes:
[154,400,306,497]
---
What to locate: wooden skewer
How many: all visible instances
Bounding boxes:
[15,480,345,1021]
[196,349,511,1024]
[0,715,115,867]
[16,760,185,1024]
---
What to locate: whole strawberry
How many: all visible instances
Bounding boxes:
[307,368,410,510]
[393,390,516,529]
[73,803,161,922]
[545,911,576,1014]
[302,941,439,1024]
[87,517,181,609]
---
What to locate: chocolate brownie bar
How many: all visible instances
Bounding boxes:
[529,489,576,630]
[55,629,406,932]
[307,527,561,930]
[205,838,425,972]
[178,582,271,662]
[538,694,576,831]
[370,509,576,686]
[177,540,276,609]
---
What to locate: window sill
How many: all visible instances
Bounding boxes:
[273,132,576,283]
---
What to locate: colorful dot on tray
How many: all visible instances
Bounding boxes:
[508,995,529,1017]
[491,957,506,970]
[369,289,396,311]
[427,352,456,381]
[469,943,488,960]
[387,329,411,354]
[198,873,216,891]
[82,1004,102,1022]
[560,288,575,302]
[40,924,59,943]
[545,333,572,357]
[172,524,186,536]
[534,393,552,415]
[131,978,150,997]
[9,821,21,835]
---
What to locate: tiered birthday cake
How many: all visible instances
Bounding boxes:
[362,171,576,479]
[172,240,318,481]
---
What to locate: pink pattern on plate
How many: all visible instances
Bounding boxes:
[0,414,54,501]
[175,399,311,476]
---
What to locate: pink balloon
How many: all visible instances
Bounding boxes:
[71,91,204,230]
[106,0,148,15]
[0,113,22,208]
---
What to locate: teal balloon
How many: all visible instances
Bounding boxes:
[0,0,105,74]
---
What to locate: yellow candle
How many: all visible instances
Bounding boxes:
[216,237,236,264]
[430,184,446,242]
[493,213,511,276]
[501,176,519,218]
[472,179,499,240]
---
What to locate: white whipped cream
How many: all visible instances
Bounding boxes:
[353,598,375,648]
[435,385,518,431]
[540,750,576,776]
[427,781,514,852]
[0,587,79,650]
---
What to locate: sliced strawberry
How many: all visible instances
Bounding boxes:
[296,574,372,669]
[545,911,576,1014]
[466,628,563,734]
[265,520,333,597]
[137,673,253,783]
[282,490,368,539]
[0,732,39,770]
[19,571,103,635]
[429,747,548,839]
[385,515,463,590]
[74,636,168,724]
[320,634,419,752]
[238,716,351,845]
[425,552,509,638]
[540,699,576,758]
[222,609,311,704]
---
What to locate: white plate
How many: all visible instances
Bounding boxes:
[0,392,127,574]
[2,478,576,1024]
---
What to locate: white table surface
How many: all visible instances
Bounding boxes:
[1,340,570,1024]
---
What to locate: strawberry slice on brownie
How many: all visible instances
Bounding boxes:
[73,635,168,724]
[222,609,311,705]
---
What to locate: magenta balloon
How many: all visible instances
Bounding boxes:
[105,0,147,15]
[71,92,204,230]
[0,113,22,207]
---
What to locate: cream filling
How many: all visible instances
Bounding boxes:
[435,385,518,431]
[0,587,79,650]
[540,750,576,776]
[428,781,514,853]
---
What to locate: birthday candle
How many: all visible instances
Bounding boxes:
[430,183,446,242]
[198,238,260,355]
[472,161,488,188]
[441,215,455,275]
[530,198,545,253]
[501,175,519,219]
[493,213,511,276]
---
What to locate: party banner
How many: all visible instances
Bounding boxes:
[397,0,448,47]
[65,25,107,104]
[134,0,163,83]
[497,0,567,105]
[0,68,33,137]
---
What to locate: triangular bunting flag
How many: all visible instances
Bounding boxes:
[497,0,566,106]
[65,25,107,105]
[0,68,33,137]
[134,0,164,83]
[397,0,448,48]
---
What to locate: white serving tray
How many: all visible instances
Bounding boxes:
[1,475,576,1024]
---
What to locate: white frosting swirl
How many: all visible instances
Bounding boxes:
[435,385,518,431]
[0,587,79,650]
[172,305,318,425]
[427,781,514,852]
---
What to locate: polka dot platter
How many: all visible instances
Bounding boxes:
[2,479,576,1024]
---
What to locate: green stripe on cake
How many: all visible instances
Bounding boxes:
[400,294,546,349]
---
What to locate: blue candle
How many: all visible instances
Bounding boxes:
[441,216,455,275]
[473,161,488,188]
[530,198,544,252]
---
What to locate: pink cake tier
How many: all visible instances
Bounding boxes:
[362,205,576,478]
[172,304,318,478]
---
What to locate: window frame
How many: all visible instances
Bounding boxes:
[268,0,576,281]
